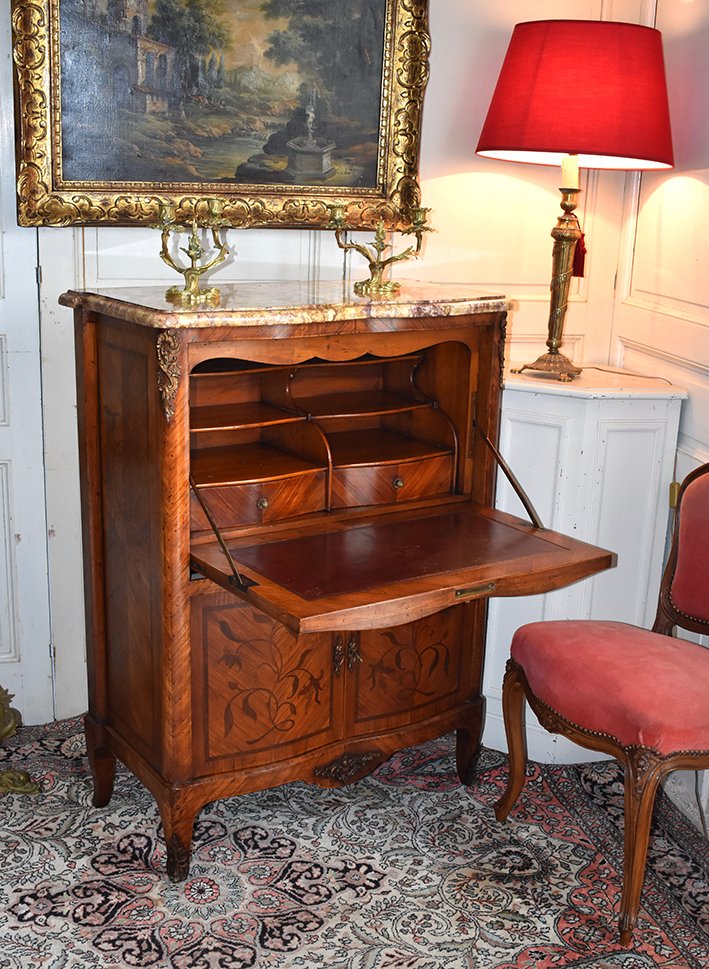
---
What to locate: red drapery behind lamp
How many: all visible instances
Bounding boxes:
[476,20,674,173]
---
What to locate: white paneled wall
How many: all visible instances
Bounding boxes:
[0,7,53,719]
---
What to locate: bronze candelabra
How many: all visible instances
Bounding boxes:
[327,205,431,296]
[155,198,231,306]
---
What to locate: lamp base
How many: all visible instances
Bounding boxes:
[511,351,581,382]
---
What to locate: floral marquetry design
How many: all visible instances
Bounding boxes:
[353,607,465,730]
[218,620,324,745]
[195,599,335,766]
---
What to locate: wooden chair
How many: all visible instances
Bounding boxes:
[495,461,709,945]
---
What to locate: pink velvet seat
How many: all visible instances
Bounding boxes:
[495,462,709,946]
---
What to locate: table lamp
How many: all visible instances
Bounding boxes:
[476,20,674,380]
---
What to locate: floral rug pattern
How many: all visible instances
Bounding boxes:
[1,719,707,968]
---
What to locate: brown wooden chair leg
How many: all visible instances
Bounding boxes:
[618,752,665,945]
[495,661,529,821]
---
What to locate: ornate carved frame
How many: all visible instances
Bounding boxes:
[11,0,430,229]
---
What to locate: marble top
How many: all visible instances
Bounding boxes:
[504,365,687,399]
[59,280,508,329]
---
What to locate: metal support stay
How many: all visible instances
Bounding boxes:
[189,476,258,591]
[473,421,545,530]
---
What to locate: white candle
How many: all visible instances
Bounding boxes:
[561,153,580,189]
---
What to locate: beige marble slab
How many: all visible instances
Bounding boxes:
[60,279,508,329]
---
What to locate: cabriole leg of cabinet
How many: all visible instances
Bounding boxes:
[158,789,201,882]
[455,696,486,786]
[84,715,116,807]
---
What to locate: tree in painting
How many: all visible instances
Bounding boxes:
[261,0,384,125]
[148,0,230,98]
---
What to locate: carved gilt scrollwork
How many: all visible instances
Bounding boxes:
[11,1,430,229]
[498,316,508,387]
[156,331,181,423]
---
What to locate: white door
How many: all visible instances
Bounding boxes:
[0,15,53,723]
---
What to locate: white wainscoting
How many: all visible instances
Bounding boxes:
[483,367,686,763]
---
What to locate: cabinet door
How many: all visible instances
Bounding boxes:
[346,606,470,736]
[191,591,342,774]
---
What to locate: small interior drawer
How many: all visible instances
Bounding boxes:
[331,453,454,509]
[191,470,327,530]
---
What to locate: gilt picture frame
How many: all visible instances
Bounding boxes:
[11,0,430,229]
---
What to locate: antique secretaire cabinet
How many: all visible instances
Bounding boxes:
[61,281,614,879]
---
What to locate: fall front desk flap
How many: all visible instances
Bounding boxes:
[190,504,615,635]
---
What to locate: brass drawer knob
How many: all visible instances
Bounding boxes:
[256,497,269,510]
[392,476,405,490]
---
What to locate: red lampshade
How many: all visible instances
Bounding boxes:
[476,20,674,171]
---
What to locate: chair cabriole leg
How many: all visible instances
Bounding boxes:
[618,751,664,945]
[494,661,528,821]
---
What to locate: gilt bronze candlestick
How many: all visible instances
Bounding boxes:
[327,206,431,296]
[511,188,583,381]
[155,198,231,306]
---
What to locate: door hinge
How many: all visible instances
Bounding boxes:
[36,265,43,286]
[669,480,680,509]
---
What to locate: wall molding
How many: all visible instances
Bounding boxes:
[507,331,585,363]
[622,292,709,329]
[0,334,8,426]
[619,337,709,380]
[0,460,19,663]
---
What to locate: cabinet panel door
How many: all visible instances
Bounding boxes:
[192,592,341,773]
[347,606,468,735]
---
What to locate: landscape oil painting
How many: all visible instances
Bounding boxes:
[12,0,430,227]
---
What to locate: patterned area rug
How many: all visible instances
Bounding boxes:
[0,719,707,968]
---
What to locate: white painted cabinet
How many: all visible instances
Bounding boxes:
[483,367,686,763]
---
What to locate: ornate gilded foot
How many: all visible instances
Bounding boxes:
[0,768,40,795]
[0,685,39,794]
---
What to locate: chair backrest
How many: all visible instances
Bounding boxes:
[654,462,709,635]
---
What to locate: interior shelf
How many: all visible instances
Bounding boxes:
[293,389,430,420]
[191,401,303,432]
[327,428,453,468]
[191,443,325,487]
